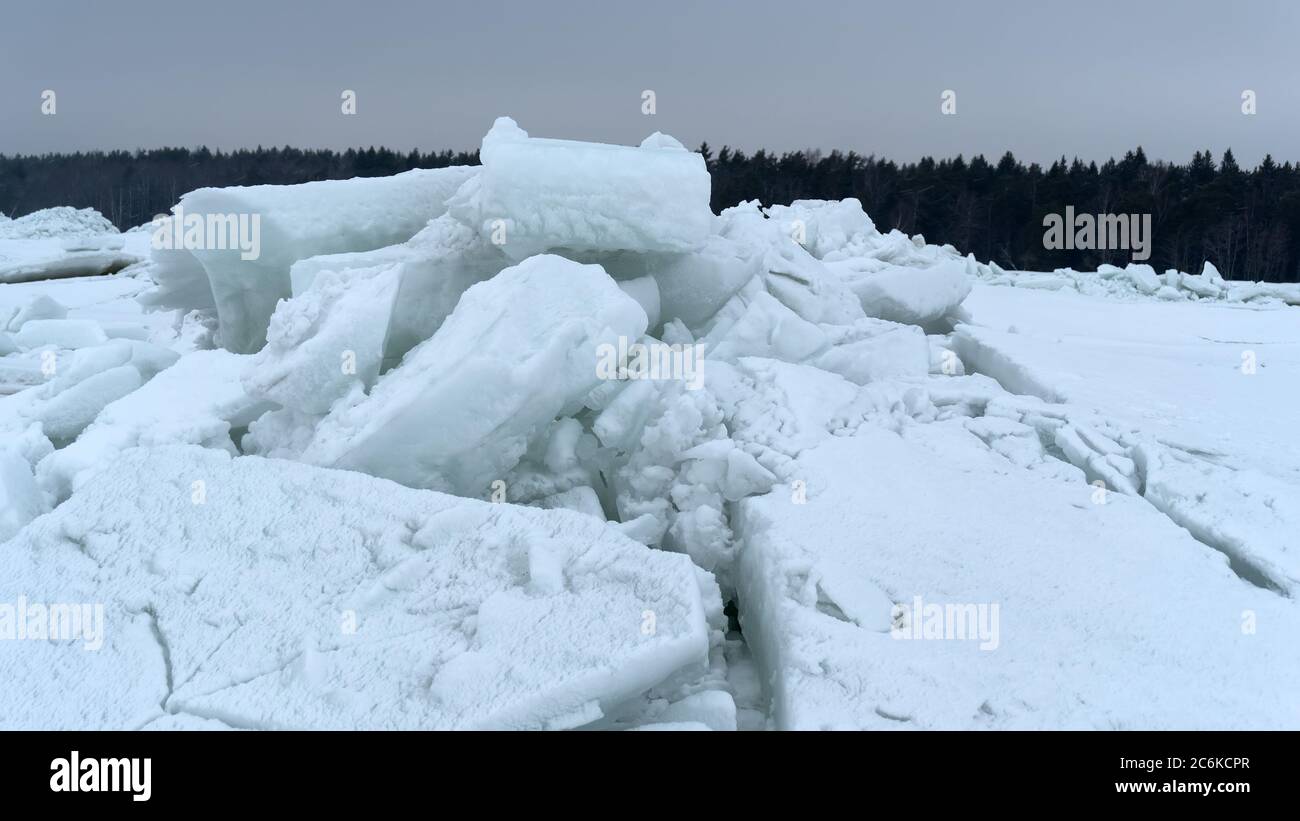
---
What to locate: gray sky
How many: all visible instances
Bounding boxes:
[2,0,1297,165]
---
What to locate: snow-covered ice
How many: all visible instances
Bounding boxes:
[735,424,1300,729]
[0,207,140,284]
[3,116,1298,731]
[0,445,718,729]
[36,349,269,503]
[957,283,1300,595]
[849,259,973,327]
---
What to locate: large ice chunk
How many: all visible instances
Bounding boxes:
[763,198,879,260]
[138,230,217,313]
[849,259,973,326]
[248,217,510,422]
[445,118,713,261]
[286,215,509,370]
[698,278,929,384]
[4,294,67,331]
[302,254,648,494]
[13,319,108,350]
[715,201,865,326]
[650,235,764,330]
[37,349,271,502]
[0,445,716,730]
[242,263,402,415]
[158,166,478,353]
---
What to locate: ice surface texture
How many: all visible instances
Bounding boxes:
[0,445,715,730]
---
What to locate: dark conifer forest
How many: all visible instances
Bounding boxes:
[3,144,1297,281]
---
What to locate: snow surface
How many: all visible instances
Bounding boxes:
[736,424,1300,729]
[0,445,718,729]
[957,283,1300,595]
[2,116,1298,731]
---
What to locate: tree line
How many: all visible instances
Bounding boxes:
[704,144,1300,282]
[0,146,479,235]
[3,143,1298,282]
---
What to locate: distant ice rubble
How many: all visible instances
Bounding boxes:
[3,115,1299,730]
[978,257,1300,306]
[0,207,141,284]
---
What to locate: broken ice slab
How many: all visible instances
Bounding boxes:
[12,318,108,350]
[243,262,402,416]
[0,339,179,446]
[247,214,518,419]
[762,198,880,261]
[0,445,716,730]
[157,165,477,354]
[949,324,1069,404]
[302,254,648,495]
[139,237,217,313]
[848,259,973,327]
[1135,442,1300,596]
[4,293,67,331]
[699,279,930,384]
[37,349,270,503]
[734,425,1300,729]
[650,234,763,330]
[282,215,509,374]
[445,117,714,261]
[0,447,45,541]
[0,244,141,285]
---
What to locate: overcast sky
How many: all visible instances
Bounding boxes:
[2,0,1297,165]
